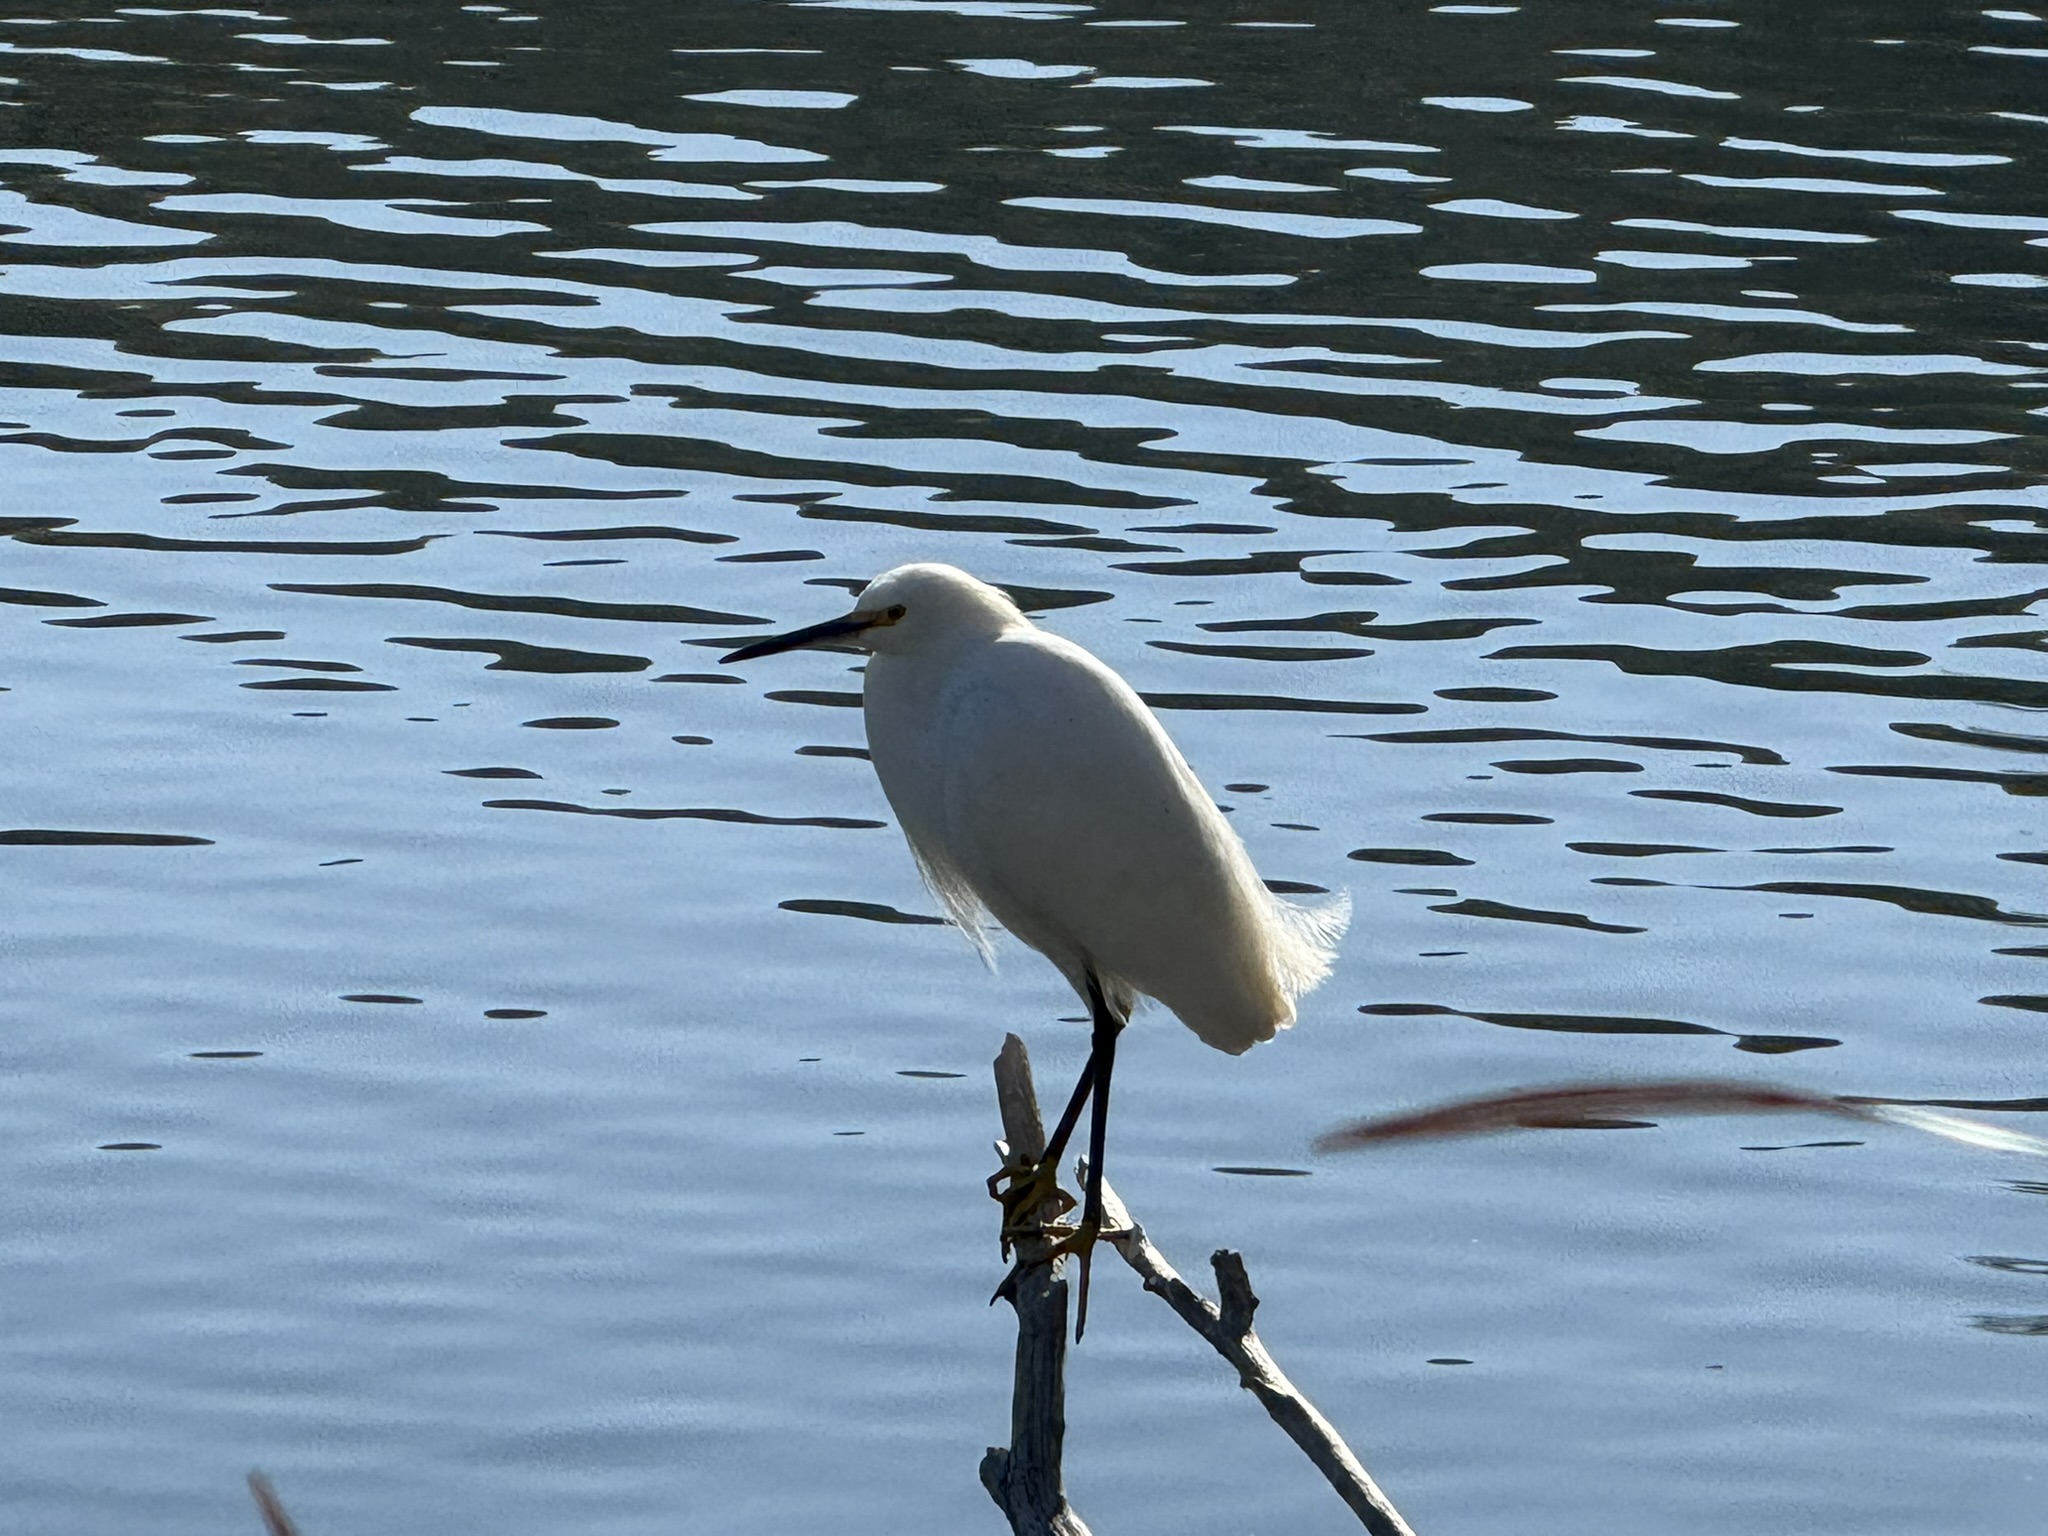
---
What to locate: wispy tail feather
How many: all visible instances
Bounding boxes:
[1270,888,1351,1004]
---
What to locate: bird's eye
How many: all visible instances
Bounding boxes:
[885,604,907,621]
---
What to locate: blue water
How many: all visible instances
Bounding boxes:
[3,2,2045,1531]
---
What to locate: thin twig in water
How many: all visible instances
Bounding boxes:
[1314,1076,2048,1159]
[247,1472,299,1536]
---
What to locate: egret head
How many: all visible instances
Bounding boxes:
[721,562,1023,664]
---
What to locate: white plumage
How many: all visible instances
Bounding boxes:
[724,561,1348,1335]
[854,563,1347,1052]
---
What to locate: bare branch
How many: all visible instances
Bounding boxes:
[1098,1179,1417,1536]
[984,1039,1417,1534]
[994,1031,1049,1164]
[983,1034,1093,1536]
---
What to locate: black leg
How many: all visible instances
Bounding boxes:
[992,1046,1092,1248]
[1038,1048,1097,1178]
[1073,970,1126,1342]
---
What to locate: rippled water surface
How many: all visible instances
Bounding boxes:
[4,2,2046,1531]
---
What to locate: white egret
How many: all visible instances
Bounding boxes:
[723,563,1347,1333]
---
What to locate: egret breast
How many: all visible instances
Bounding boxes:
[866,625,1320,1054]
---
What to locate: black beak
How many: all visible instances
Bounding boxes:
[721,612,873,664]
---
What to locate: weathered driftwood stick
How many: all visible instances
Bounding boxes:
[247,1472,299,1536]
[982,1034,1094,1536]
[1094,1177,1417,1536]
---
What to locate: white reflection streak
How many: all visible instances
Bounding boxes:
[1871,1106,2048,1159]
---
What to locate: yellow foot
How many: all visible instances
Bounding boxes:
[1044,1216,1100,1265]
[988,1157,1076,1253]
[1048,1216,1114,1342]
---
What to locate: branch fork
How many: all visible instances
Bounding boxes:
[984,1033,1417,1536]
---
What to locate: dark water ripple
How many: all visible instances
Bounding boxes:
[4,4,2046,1535]
[483,797,888,829]
[0,827,213,846]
